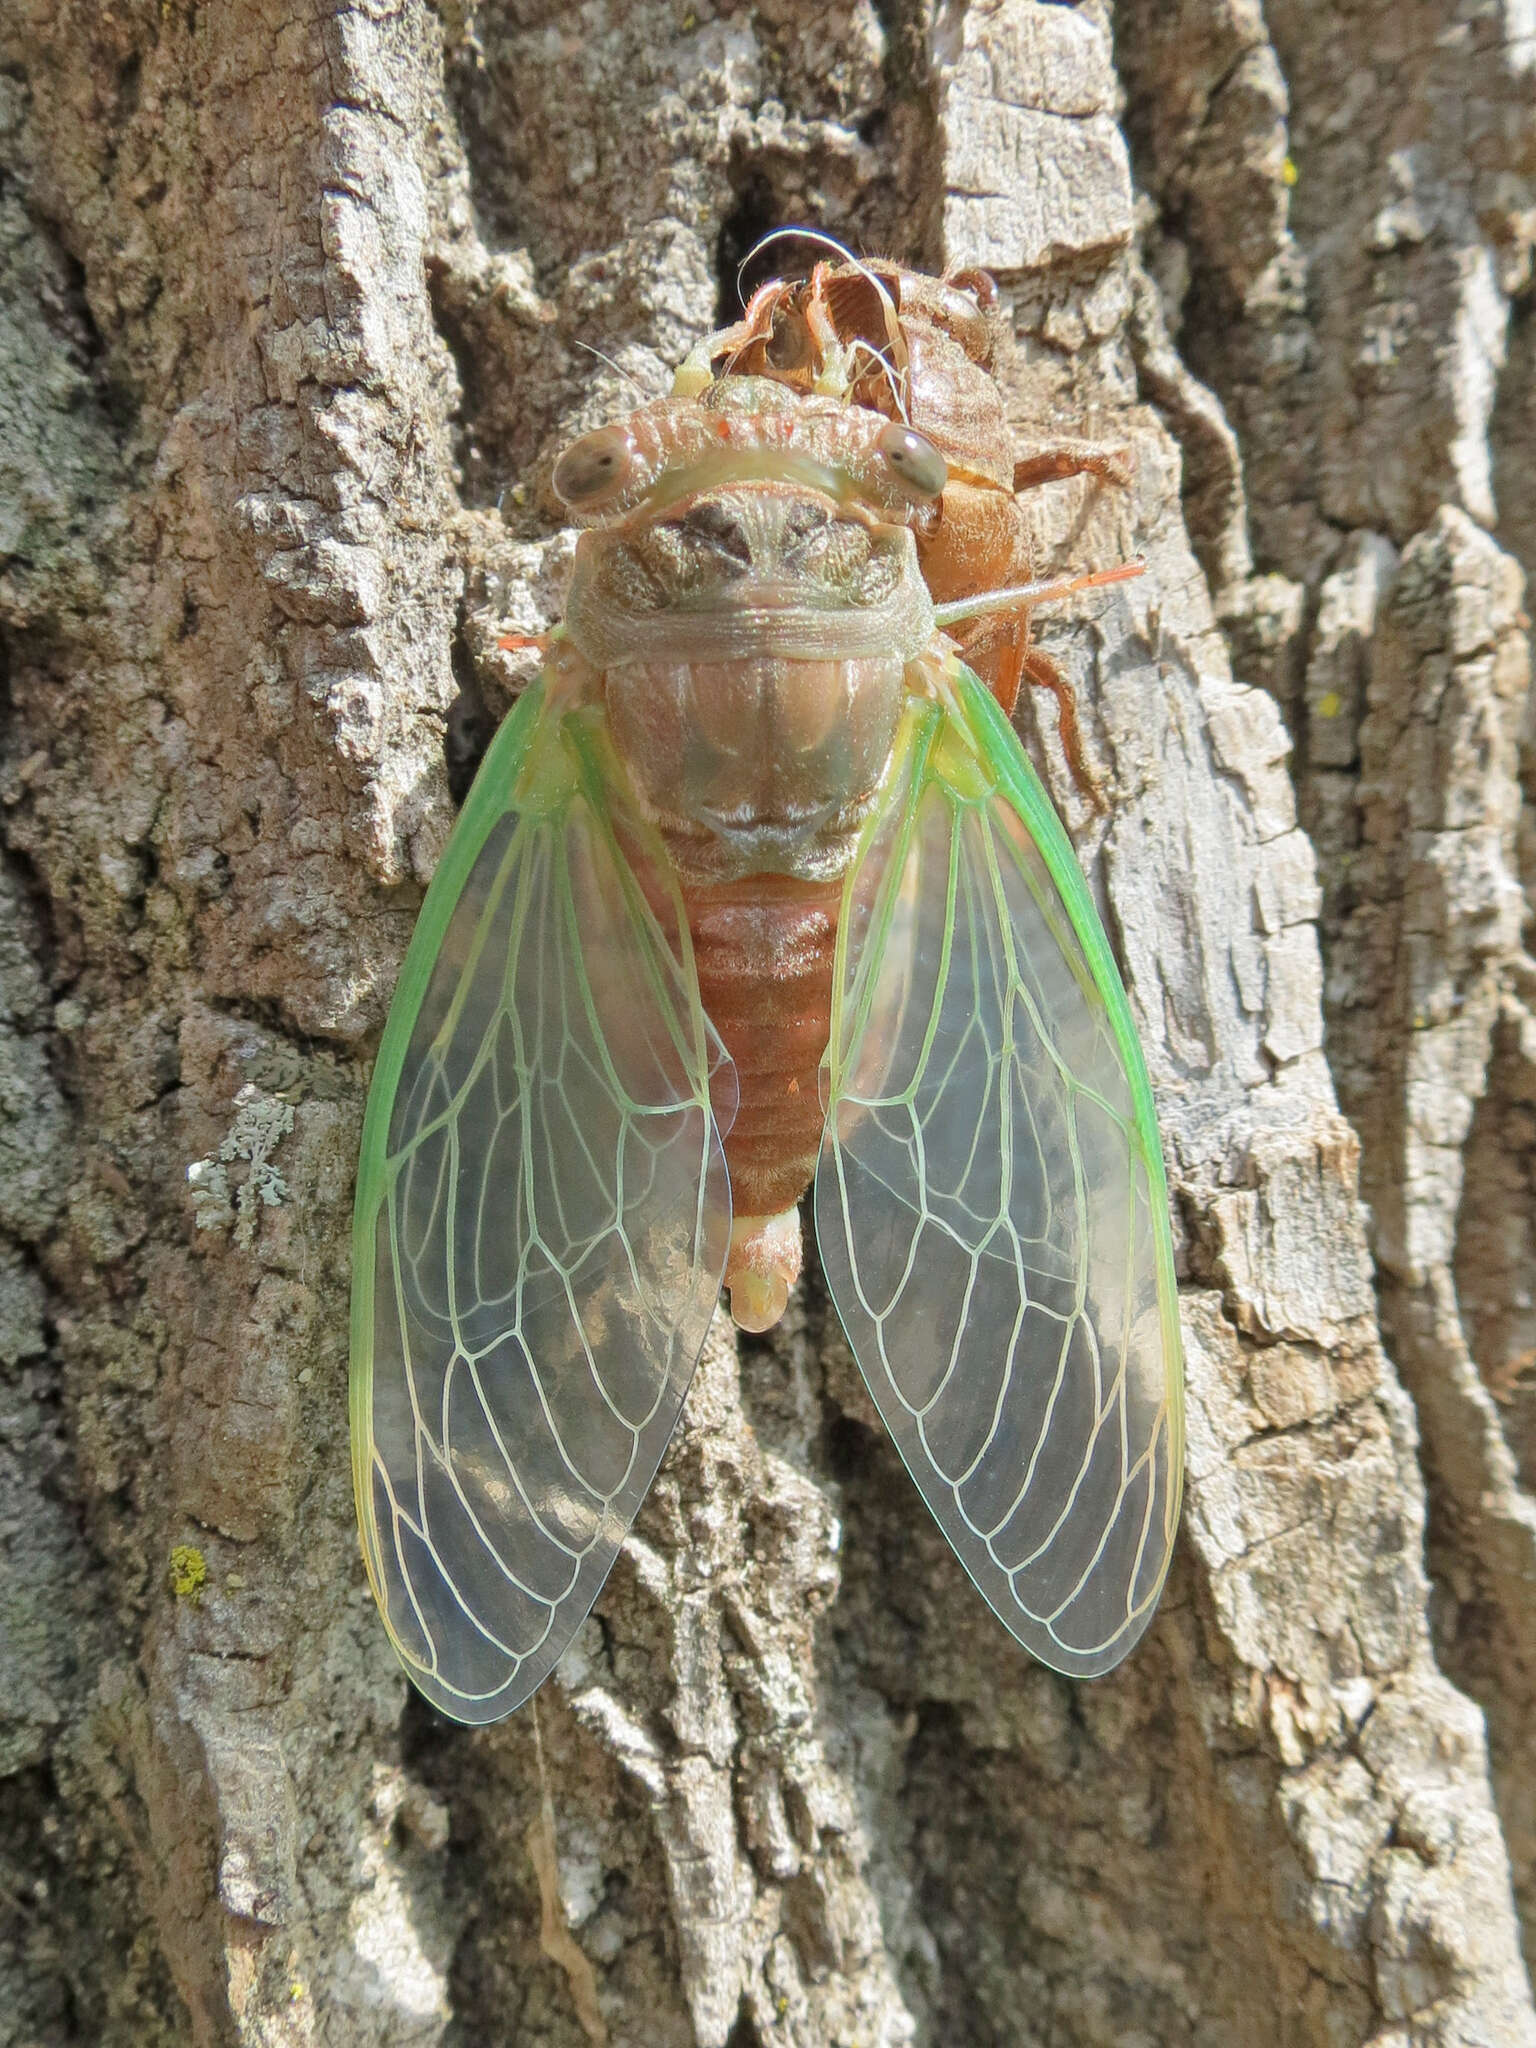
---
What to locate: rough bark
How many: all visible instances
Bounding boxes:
[2,2,1534,2045]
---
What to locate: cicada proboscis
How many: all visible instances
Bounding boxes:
[350,248,1184,1723]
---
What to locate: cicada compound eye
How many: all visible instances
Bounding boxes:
[878,422,948,501]
[552,425,638,509]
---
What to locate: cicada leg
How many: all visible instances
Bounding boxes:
[936,561,1146,811]
[1012,439,1136,494]
[950,610,1108,815]
[1019,643,1107,815]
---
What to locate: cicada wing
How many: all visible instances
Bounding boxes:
[351,685,734,1723]
[814,667,1183,1676]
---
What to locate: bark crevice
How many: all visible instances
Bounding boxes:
[2,2,1533,2044]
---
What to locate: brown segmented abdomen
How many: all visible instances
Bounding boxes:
[681,872,842,1331]
[597,631,920,1330]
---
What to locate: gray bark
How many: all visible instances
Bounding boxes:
[2,2,1534,2044]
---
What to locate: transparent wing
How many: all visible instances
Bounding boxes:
[351,685,734,1723]
[815,666,1183,1675]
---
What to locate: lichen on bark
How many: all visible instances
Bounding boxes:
[1,2,1534,2045]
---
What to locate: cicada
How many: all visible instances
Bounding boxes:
[350,254,1184,1723]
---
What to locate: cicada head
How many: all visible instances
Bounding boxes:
[555,380,947,669]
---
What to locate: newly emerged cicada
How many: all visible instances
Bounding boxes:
[350,252,1184,1723]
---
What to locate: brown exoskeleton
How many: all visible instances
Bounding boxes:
[683,249,1139,802]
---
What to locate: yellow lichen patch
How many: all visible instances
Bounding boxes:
[1282,155,1299,188]
[168,1544,208,1600]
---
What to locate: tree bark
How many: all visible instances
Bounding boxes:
[2,2,1535,2043]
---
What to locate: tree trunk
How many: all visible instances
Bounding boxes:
[3,2,1535,2043]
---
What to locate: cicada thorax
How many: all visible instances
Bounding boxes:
[553,378,942,1327]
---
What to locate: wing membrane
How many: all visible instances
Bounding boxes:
[351,685,733,1721]
[815,665,1183,1675]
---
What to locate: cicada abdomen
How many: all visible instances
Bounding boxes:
[350,262,1183,1723]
